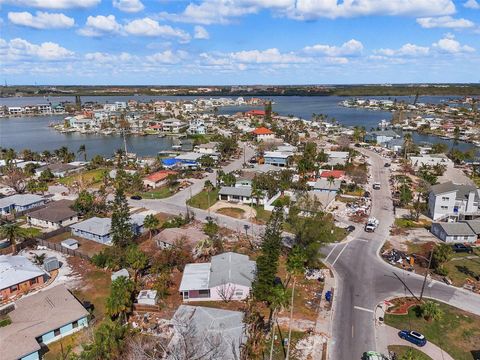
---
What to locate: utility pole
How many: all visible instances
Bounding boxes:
[419,248,434,302]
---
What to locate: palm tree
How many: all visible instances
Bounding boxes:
[420,301,443,322]
[326,175,336,207]
[105,276,135,322]
[268,286,290,360]
[0,222,24,254]
[403,133,413,159]
[144,214,160,240]
[78,144,87,161]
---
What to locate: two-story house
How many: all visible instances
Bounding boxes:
[428,182,480,221]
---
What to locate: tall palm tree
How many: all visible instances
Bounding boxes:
[0,222,24,254]
[105,276,135,322]
[403,133,413,159]
[144,214,160,240]
[78,144,87,161]
[268,286,290,360]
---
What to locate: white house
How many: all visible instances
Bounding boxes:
[410,154,453,169]
[428,182,480,221]
[162,118,185,134]
[430,222,477,243]
[252,127,275,141]
[179,252,255,302]
[0,194,46,215]
[27,200,78,230]
[218,186,264,205]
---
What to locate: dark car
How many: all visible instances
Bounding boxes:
[452,243,473,253]
[384,163,391,167]
[205,167,214,173]
[346,225,356,233]
[398,330,427,347]
[130,195,142,200]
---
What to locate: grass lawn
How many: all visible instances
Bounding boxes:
[443,256,480,287]
[140,186,175,199]
[388,345,433,360]
[58,168,107,187]
[21,227,42,238]
[217,207,246,219]
[395,218,431,229]
[253,205,272,224]
[187,189,219,209]
[384,300,480,360]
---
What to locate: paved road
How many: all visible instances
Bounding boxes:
[324,148,480,360]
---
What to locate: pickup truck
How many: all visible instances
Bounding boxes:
[365,217,379,232]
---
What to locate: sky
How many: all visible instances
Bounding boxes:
[0,0,479,85]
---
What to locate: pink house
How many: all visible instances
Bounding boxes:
[179,252,256,302]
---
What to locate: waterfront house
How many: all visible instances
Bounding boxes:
[0,194,46,216]
[70,214,146,245]
[143,170,178,189]
[263,151,292,167]
[0,285,89,360]
[365,130,400,145]
[194,142,219,155]
[410,154,453,169]
[179,252,255,302]
[188,119,207,135]
[428,182,480,221]
[174,152,203,169]
[27,199,78,230]
[0,255,50,301]
[252,127,275,141]
[161,118,185,134]
[431,222,477,243]
[8,107,23,116]
[35,163,83,178]
[169,305,245,360]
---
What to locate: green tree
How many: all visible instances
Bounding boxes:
[26,179,48,194]
[77,320,129,360]
[199,155,215,168]
[203,219,219,238]
[399,348,419,360]
[420,301,444,322]
[39,168,54,182]
[143,214,160,239]
[399,183,413,207]
[73,190,95,216]
[126,245,148,282]
[0,222,24,254]
[432,244,453,274]
[105,276,135,321]
[110,187,133,247]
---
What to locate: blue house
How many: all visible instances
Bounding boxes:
[0,194,46,215]
[0,285,89,360]
[263,151,292,167]
[70,215,145,245]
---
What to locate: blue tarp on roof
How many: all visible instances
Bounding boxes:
[162,158,180,166]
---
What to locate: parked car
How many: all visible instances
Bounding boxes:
[452,243,473,253]
[384,163,391,167]
[346,225,356,233]
[205,167,214,173]
[398,330,427,347]
[373,182,381,190]
[130,195,142,200]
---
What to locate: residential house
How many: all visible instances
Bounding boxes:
[174,152,203,169]
[8,107,23,116]
[430,222,477,243]
[0,194,46,216]
[70,214,145,245]
[365,130,400,145]
[35,163,83,178]
[410,154,453,169]
[263,151,292,167]
[194,142,219,155]
[312,178,342,193]
[428,182,480,221]
[143,170,178,189]
[154,227,208,250]
[168,305,245,360]
[235,171,256,188]
[188,119,207,135]
[320,170,345,180]
[161,118,185,134]
[0,255,50,301]
[218,186,264,204]
[0,285,89,360]
[325,151,349,166]
[179,252,255,301]
[27,200,78,230]
[385,138,404,153]
[252,127,275,141]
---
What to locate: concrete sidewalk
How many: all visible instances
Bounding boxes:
[313,269,335,359]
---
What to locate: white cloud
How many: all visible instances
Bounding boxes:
[8,11,74,29]
[1,0,100,9]
[417,16,475,29]
[112,0,144,13]
[194,25,210,39]
[229,48,308,64]
[159,0,456,24]
[464,0,480,9]
[432,34,475,53]
[124,18,191,42]
[78,15,122,37]
[303,39,363,57]
[0,37,73,61]
[146,50,189,64]
[376,43,430,57]
[85,52,134,63]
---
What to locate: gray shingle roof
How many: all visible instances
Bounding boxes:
[27,199,77,223]
[430,181,479,201]
[219,186,252,197]
[434,222,476,236]
[209,252,256,288]
[461,220,480,234]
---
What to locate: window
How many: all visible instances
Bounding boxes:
[54,328,61,337]
[199,289,209,295]
[29,278,38,286]
[235,290,244,297]
[442,197,449,201]
[464,236,469,240]
[441,206,448,210]
[453,236,458,240]
[72,320,78,329]
[10,284,18,292]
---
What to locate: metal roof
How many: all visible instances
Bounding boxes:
[0,194,44,209]
[0,255,48,290]
[179,263,211,291]
[209,252,256,288]
[219,186,252,197]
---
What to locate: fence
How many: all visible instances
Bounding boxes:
[36,238,91,261]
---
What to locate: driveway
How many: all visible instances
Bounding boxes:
[377,324,455,360]
[209,200,256,220]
